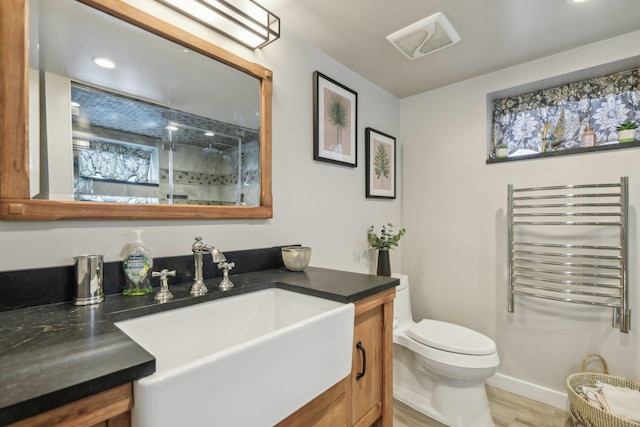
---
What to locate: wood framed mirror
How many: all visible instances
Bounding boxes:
[0,0,272,220]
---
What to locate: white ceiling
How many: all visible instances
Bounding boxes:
[264,0,640,98]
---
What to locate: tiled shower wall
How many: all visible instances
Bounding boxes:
[74,127,260,205]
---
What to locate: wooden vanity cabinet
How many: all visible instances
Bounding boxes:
[8,383,133,427]
[348,287,395,427]
[278,287,395,427]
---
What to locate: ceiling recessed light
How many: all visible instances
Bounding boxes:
[91,56,116,69]
[567,0,589,4]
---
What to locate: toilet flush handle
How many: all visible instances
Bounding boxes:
[356,341,366,380]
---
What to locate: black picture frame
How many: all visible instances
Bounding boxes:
[365,127,396,199]
[313,71,358,167]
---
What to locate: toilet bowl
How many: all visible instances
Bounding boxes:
[392,274,500,427]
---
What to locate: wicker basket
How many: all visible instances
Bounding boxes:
[567,353,640,427]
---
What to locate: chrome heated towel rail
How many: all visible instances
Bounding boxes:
[508,177,630,332]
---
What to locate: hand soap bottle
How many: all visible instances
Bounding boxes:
[122,230,154,296]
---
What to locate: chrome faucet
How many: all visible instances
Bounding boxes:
[191,237,233,295]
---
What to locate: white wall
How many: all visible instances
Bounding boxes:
[0,8,401,276]
[42,72,75,200]
[401,31,640,406]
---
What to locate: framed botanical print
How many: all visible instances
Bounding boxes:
[365,127,396,199]
[313,71,358,167]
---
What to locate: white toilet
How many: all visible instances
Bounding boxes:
[392,274,500,427]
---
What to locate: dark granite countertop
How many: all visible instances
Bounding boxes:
[0,266,397,425]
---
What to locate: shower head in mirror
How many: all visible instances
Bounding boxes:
[203,144,223,154]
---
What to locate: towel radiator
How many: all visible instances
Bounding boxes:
[508,177,631,332]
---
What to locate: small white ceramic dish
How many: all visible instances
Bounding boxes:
[281,246,312,271]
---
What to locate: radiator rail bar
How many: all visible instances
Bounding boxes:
[513,258,621,270]
[513,193,621,201]
[513,242,621,250]
[512,283,622,299]
[512,291,622,308]
[513,249,621,260]
[508,177,630,332]
[512,265,621,280]
[514,203,622,209]
[512,274,623,289]
[512,221,622,226]
[513,183,621,192]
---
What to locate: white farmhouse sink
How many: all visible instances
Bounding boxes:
[115,288,354,427]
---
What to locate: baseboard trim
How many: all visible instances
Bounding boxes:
[486,373,569,410]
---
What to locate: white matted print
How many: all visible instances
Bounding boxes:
[365,128,396,199]
[313,71,358,167]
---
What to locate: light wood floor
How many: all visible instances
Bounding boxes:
[393,385,572,427]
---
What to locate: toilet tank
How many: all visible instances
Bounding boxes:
[392,273,413,328]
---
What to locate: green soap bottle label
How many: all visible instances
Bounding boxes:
[125,254,150,284]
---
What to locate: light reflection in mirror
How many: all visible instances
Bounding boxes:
[30,0,261,206]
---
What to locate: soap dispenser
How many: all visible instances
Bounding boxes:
[122,230,154,296]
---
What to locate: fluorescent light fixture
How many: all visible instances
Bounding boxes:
[91,56,116,68]
[205,131,215,136]
[567,0,589,3]
[156,0,280,49]
[166,125,179,131]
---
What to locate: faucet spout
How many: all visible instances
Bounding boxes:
[210,247,227,263]
[190,237,229,296]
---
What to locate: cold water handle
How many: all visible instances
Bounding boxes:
[152,269,176,303]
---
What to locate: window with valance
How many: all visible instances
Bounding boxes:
[490,68,640,160]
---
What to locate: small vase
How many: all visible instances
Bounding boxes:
[376,250,391,277]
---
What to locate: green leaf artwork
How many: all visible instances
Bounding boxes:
[374,142,390,185]
[325,93,350,153]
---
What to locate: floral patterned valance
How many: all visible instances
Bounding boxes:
[75,139,157,183]
[491,68,640,157]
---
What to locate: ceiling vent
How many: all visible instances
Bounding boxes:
[386,12,460,60]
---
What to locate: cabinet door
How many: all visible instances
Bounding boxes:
[276,379,347,427]
[351,305,383,425]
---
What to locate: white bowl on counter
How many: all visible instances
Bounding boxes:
[281,246,312,271]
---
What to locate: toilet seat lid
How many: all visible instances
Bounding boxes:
[407,319,496,356]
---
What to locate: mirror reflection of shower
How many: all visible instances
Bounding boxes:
[202,143,247,205]
[70,82,260,206]
[165,120,247,206]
